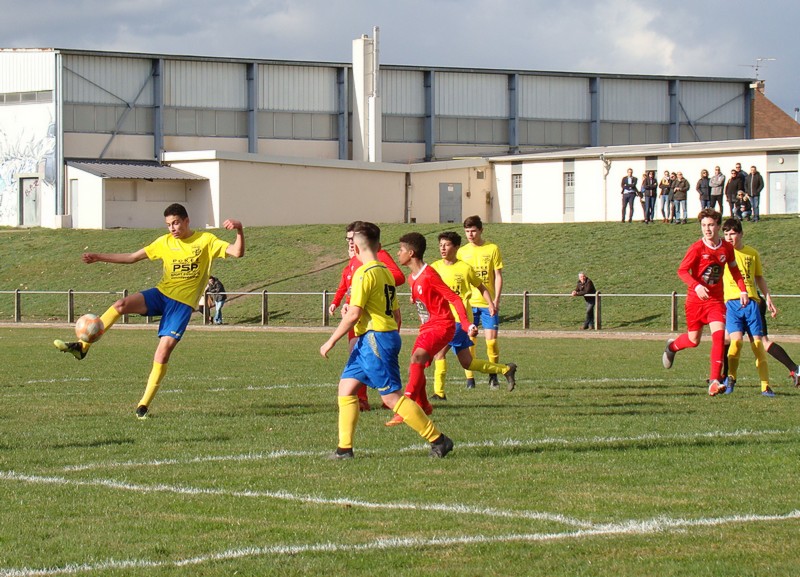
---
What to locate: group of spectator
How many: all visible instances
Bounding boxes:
[621,163,764,224]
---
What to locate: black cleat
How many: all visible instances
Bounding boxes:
[488,373,500,389]
[465,378,476,389]
[431,393,447,401]
[135,405,149,420]
[430,434,454,458]
[330,447,354,460]
[504,363,517,391]
[54,340,87,360]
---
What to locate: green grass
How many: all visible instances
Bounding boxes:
[2,326,800,575]
[1,215,799,332]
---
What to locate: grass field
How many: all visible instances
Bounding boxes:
[2,326,800,576]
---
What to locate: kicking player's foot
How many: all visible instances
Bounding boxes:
[135,405,149,419]
[488,373,500,390]
[761,387,776,398]
[430,434,454,458]
[791,367,800,388]
[708,379,725,396]
[330,447,354,460]
[504,363,517,391]
[662,339,675,369]
[385,413,405,427]
[431,393,447,401]
[358,398,371,412]
[465,378,476,389]
[723,377,736,395]
[54,340,87,360]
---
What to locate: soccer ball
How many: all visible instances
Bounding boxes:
[75,313,105,343]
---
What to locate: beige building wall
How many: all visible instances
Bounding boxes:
[64,133,155,160]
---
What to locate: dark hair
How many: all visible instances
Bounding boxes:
[463,215,483,229]
[352,221,381,249]
[164,203,188,219]
[722,218,742,233]
[399,232,426,259]
[345,220,363,233]
[438,231,462,247]
[697,207,721,224]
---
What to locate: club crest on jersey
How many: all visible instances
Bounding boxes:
[417,285,423,295]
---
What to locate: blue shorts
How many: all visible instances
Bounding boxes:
[341,330,402,395]
[448,325,475,354]
[141,288,193,341]
[725,299,764,337]
[473,307,499,330]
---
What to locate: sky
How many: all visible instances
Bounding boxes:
[3,0,799,118]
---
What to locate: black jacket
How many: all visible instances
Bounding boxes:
[575,278,596,303]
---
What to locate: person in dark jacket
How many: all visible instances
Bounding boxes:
[207,275,227,324]
[696,169,712,209]
[745,166,764,222]
[571,272,597,330]
[620,168,638,223]
[671,172,690,224]
[725,169,743,217]
[641,171,658,224]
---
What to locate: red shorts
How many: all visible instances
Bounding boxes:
[684,298,726,332]
[413,322,455,360]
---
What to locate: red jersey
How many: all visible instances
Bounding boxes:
[332,249,405,306]
[678,238,745,304]
[410,264,471,332]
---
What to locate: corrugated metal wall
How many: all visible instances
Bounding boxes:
[601,78,669,122]
[519,75,591,120]
[381,69,425,115]
[681,81,745,124]
[164,60,247,109]
[63,54,154,105]
[259,64,337,112]
[0,50,55,92]
[436,72,508,117]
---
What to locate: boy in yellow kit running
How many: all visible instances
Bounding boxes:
[54,203,245,418]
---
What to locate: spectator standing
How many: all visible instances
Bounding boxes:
[207,276,227,325]
[745,166,764,222]
[725,169,742,216]
[709,166,726,215]
[571,272,597,330]
[696,169,712,209]
[672,172,690,224]
[658,171,673,223]
[620,168,638,223]
[641,171,658,224]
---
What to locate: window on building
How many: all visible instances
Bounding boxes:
[512,173,523,215]
[564,172,575,215]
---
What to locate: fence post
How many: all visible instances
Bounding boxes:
[122,289,129,324]
[594,292,601,330]
[323,290,329,327]
[522,291,530,330]
[670,291,678,332]
[261,290,269,326]
[203,288,210,325]
[14,289,21,322]
[67,289,75,323]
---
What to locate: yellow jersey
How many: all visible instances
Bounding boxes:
[144,231,229,308]
[349,260,399,335]
[456,241,503,308]
[723,244,762,302]
[431,259,481,323]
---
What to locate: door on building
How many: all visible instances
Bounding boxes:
[439,183,462,223]
[768,172,799,214]
[19,177,41,227]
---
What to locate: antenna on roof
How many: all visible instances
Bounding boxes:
[738,57,776,80]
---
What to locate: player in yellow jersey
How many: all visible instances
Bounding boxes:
[320,221,453,459]
[54,203,245,418]
[721,218,784,396]
[431,231,517,399]
[456,215,504,389]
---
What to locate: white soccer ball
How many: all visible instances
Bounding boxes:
[75,313,105,343]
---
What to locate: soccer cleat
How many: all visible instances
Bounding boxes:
[504,363,517,391]
[791,368,800,388]
[358,398,371,412]
[431,393,447,401]
[488,373,500,390]
[761,387,776,398]
[330,447,354,460]
[662,339,675,369]
[54,340,87,360]
[465,378,476,389]
[723,377,736,395]
[135,405,149,419]
[708,379,725,396]
[430,434,454,458]
[385,413,405,427]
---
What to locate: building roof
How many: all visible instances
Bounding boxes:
[489,137,800,163]
[66,160,206,180]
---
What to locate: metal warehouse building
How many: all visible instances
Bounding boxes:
[0,43,774,229]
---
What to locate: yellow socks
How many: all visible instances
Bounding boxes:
[751,339,770,391]
[727,339,742,379]
[81,306,122,353]
[337,395,359,449]
[468,358,508,375]
[464,345,476,379]
[138,362,168,408]
[394,396,440,442]
[487,339,499,364]
[434,359,447,397]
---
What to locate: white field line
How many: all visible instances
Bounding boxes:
[58,427,799,472]
[0,470,591,528]
[2,510,799,577]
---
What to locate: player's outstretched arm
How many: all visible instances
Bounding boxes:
[82,248,148,265]
[223,219,245,258]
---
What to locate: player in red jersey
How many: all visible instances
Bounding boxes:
[329,221,405,411]
[662,208,749,395]
[385,232,475,426]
